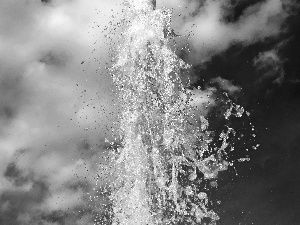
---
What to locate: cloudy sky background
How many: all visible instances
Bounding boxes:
[0,0,299,224]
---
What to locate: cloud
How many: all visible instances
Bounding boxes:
[287,78,300,84]
[0,0,123,224]
[158,0,297,63]
[0,178,49,225]
[253,48,285,85]
[211,77,241,95]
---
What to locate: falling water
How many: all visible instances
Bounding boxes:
[106,0,245,224]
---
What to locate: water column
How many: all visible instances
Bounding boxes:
[110,0,222,224]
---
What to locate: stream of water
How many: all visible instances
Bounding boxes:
[106,1,245,224]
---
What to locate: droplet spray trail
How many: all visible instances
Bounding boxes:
[108,1,244,224]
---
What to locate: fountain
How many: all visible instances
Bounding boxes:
[104,0,245,224]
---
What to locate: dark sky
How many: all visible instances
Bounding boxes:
[197,9,300,225]
[0,0,299,225]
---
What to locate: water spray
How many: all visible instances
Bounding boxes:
[106,1,246,224]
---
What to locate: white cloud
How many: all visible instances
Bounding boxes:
[160,0,296,63]
[0,0,123,223]
[253,48,285,85]
[41,189,85,211]
[211,77,241,94]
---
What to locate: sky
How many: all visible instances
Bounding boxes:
[0,0,299,224]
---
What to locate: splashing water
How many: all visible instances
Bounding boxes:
[105,1,246,224]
